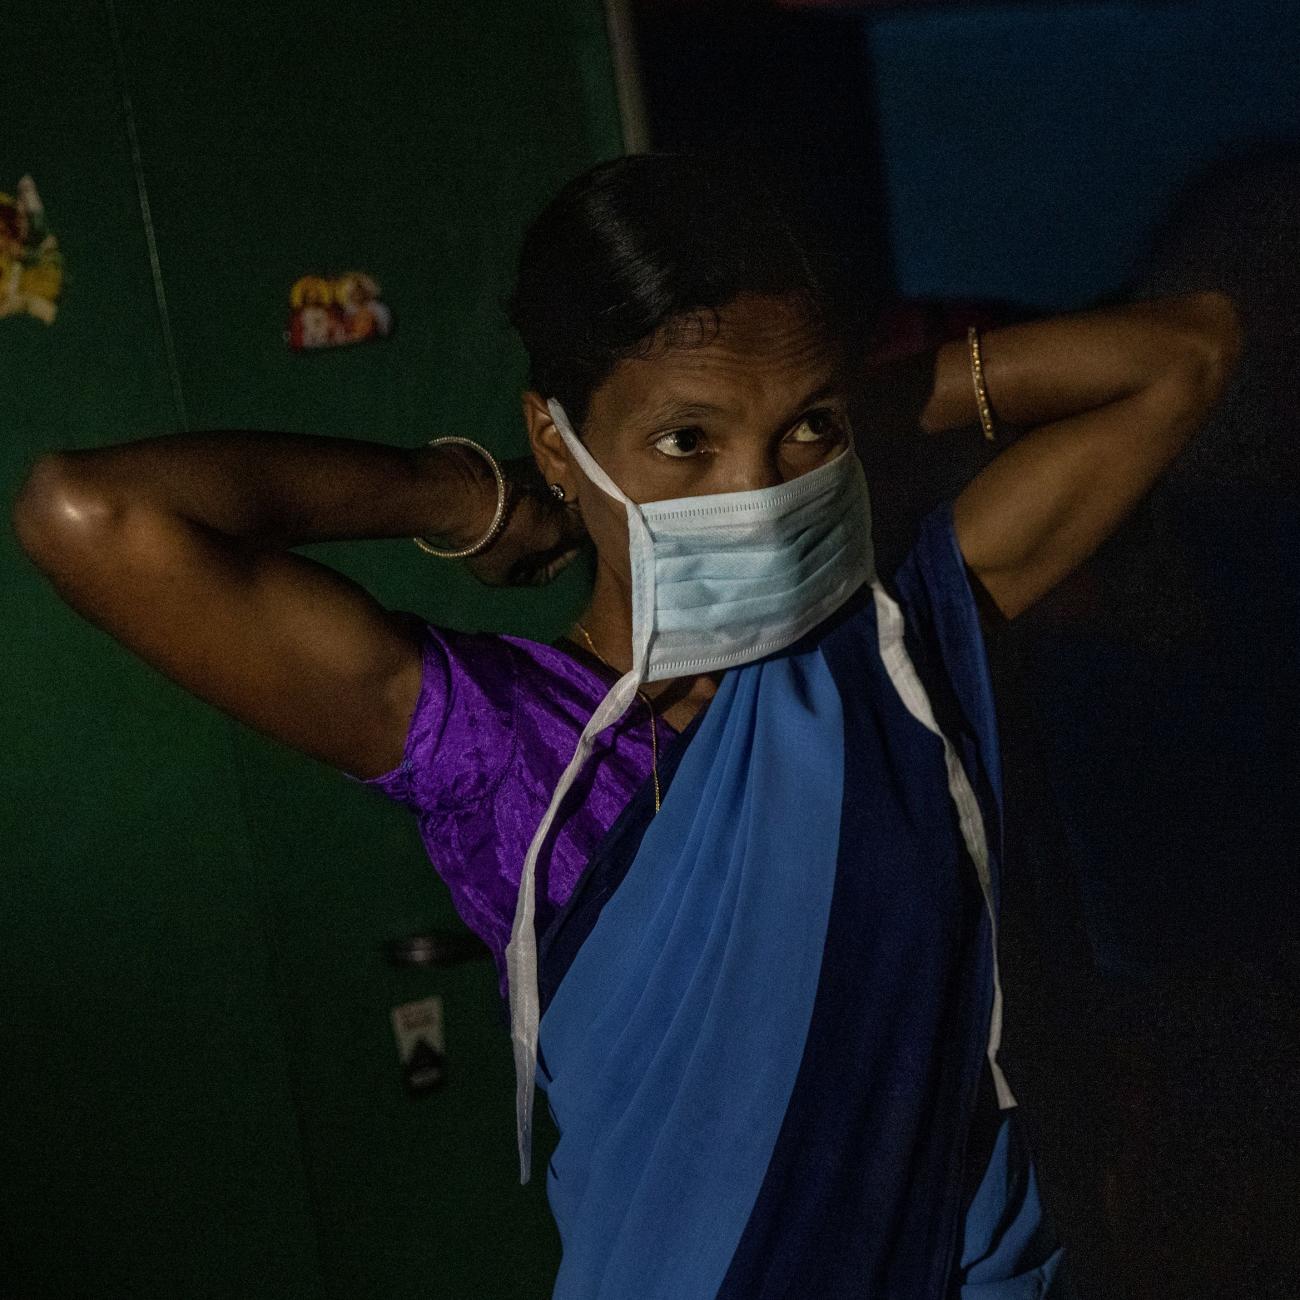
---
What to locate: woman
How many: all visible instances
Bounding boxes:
[12,153,1240,1298]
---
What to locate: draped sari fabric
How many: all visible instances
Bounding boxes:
[534,506,1065,1299]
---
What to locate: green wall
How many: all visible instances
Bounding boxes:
[2,3,621,1295]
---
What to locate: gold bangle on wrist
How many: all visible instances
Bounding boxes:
[412,437,509,559]
[966,325,999,443]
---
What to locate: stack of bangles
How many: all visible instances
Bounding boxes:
[412,435,510,559]
[415,332,999,559]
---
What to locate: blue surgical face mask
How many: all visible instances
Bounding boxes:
[504,397,877,1183]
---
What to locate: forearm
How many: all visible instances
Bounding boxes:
[919,291,1240,435]
[21,430,492,550]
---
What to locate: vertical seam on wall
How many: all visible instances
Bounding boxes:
[103,10,323,1284]
[104,0,190,432]
[602,0,650,153]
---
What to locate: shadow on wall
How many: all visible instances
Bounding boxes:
[630,1,894,319]
[1007,140,1300,1300]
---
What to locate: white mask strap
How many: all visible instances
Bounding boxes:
[546,397,655,683]
[547,398,629,506]
[506,666,645,1183]
[509,409,654,1180]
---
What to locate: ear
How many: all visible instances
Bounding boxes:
[522,390,579,503]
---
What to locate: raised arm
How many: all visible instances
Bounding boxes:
[10,431,576,780]
[857,295,1242,618]
[927,291,1242,621]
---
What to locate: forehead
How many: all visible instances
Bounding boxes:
[588,293,845,430]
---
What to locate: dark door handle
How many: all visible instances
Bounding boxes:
[384,929,493,968]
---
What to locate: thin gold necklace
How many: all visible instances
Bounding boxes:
[574,620,661,813]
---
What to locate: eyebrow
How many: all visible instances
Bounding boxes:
[639,375,844,430]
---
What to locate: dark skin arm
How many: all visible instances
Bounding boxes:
[857,290,1244,622]
[9,436,579,781]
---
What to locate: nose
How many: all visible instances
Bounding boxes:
[724,446,785,494]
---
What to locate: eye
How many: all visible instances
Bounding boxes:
[787,409,847,444]
[652,427,706,459]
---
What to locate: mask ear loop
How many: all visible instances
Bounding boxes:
[548,399,656,680]
[505,402,655,1184]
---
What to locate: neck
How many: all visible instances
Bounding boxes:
[579,561,635,670]
[575,568,721,732]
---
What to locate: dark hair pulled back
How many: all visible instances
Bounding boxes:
[506,150,871,435]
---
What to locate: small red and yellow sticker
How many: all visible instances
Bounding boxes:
[286,272,393,350]
[0,176,62,326]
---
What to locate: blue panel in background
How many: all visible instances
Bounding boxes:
[868,0,1300,311]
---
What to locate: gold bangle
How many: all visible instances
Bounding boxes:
[412,437,509,559]
[967,325,999,443]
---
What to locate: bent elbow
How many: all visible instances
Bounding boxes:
[12,453,118,564]
[1185,290,1245,404]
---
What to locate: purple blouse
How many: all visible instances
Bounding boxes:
[345,626,667,1001]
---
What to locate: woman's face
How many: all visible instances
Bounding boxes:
[526,292,855,587]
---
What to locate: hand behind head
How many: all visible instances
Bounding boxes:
[464,454,589,588]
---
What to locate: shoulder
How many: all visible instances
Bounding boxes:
[885,500,1006,655]
[345,619,520,809]
[346,618,609,814]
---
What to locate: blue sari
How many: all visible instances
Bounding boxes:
[535,505,1067,1299]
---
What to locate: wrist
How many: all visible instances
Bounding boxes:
[909,338,983,436]
[415,443,504,550]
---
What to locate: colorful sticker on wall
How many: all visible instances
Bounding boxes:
[286,272,393,350]
[0,176,63,325]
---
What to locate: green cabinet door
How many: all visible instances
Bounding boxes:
[3,3,624,1295]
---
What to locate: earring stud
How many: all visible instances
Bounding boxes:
[550,483,566,501]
